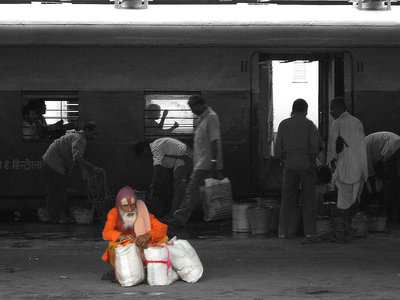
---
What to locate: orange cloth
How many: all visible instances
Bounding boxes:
[102,204,168,265]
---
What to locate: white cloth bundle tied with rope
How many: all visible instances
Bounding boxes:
[144,245,179,286]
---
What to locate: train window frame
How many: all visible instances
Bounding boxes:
[144,92,198,142]
[21,91,79,142]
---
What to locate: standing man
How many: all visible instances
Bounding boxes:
[275,99,320,243]
[327,96,368,224]
[135,137,192,220]
[365,131,400,219]
[170,95,223,226]
[41,122,103,223]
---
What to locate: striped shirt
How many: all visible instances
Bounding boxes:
[42,130,87,175]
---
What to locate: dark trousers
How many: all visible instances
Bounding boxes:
[151,166,173,218]
[279,166,317,236]
[152,165,191,218]
[43,162,68,222]
[170,165,190,218]
[173,169,211,225]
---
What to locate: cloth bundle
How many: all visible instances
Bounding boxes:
[115,243,145,287]
[144,246,179,286]
[165,238,203,283]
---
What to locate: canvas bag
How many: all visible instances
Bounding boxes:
[114,243,145,287]
[144,245,179,286]
[165,237,203,283]
[200,177,233,221]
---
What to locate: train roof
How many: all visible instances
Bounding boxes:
[0,4,400,46]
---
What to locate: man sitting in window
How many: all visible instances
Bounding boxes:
[30,99,75,139]
[40,122,103,223]
[136,137,192,221]
[145,104,179,135]
[21,102,40,140]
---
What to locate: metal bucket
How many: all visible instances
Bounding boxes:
[232,199,258,232]
[247,206,272,235]
[258,198,280,232]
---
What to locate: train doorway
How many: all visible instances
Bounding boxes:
[271,60,319,151]
[251,53,346,193]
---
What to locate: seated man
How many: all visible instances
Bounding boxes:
[102,186,168,268]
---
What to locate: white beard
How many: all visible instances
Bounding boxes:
[119,208,137,231]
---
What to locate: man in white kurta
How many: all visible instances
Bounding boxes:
[327,97,368,223]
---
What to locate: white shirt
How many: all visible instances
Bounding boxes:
[365,131,400,177]
[328,111,368,184]
[150,137,191,170]
[193,107,223,170]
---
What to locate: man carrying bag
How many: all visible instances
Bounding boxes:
[168,95,225,226]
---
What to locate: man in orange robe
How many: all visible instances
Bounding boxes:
[102,186,168,268]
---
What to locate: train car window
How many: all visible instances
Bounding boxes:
[144,93,196,142]
[21,92,79,141]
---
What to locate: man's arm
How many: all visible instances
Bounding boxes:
[102,209,129,242]
[327,120,339,164]
[309,124,319,167]
[76,157,103,173]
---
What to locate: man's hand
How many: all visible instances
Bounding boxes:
[135,233,151,248]
[55,120,64,127]
[118,234,134,242]
[162,110,169,118]
[93,166,104,174]
[173,121,179,129]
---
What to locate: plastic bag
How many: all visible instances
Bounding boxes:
[114,243,145,287]
[165,237,203,283]
[200,177,233,221]
[144,246,179,286]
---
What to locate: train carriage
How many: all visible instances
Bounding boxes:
[1,2,400,211]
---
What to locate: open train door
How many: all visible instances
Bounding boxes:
[251,53,345,194]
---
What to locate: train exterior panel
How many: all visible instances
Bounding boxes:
[1,4,400,209]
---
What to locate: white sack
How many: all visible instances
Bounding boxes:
[115,243,145,287]
[166,238,203,283]
[144,246,179,286]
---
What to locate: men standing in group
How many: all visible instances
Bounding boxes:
[327,96,368,224]
[135,137,192,220]
[169,95,223,226]
[275,98,320,244]
[365,131,400,219]
[41,122,103,223]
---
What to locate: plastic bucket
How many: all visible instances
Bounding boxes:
[71,207,94,225]
[368,216,387,232]
[247,206,272,235]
